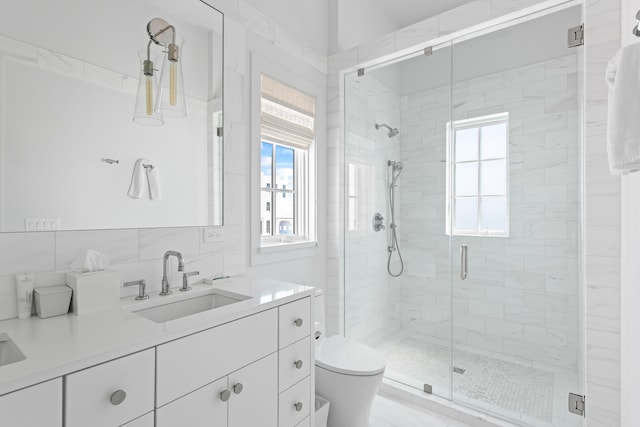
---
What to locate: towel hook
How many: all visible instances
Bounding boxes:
[633,10,640,37]
[142,163,155,170]
[102,158,119,165]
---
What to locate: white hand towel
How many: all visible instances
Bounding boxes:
[606,44,640,175]
[146,164,162,200]
[127,158,149,199]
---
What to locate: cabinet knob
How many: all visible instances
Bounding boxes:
[294,318,303,327]
[294,360,303,369]
[220,389,231,402]
[109,389,126,406]
[294,402,303,412]
[233,383,243,394]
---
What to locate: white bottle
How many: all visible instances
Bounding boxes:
[15,274,34,319]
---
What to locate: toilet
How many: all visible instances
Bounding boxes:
[314,290,386,427]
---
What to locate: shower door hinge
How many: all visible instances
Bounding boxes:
[357,68,365,77]
[216,127,223,137]
[568,393,585,417]
[567,24,584,48]
[423,384,433,394]
[423,46,433,56]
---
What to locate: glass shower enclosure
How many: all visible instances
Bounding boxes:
[343,4,583,426]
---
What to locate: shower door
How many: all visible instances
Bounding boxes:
[449,6,584,426]
[343,42,455,400]
[343,4,585,426]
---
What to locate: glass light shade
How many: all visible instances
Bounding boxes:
[133,49,163,126]
[156,36,186,118]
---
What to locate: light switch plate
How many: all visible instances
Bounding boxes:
[203,227,224,243]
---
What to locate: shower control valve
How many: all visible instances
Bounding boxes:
[373,213,385,232]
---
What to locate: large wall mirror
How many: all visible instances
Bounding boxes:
[0,0,223,232]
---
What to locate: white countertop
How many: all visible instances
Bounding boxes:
[0,276,315,396]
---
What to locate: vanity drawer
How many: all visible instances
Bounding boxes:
[279,337,311,392]
[279,376,311,427]
[156,308,278,406]
[65,349,155,427]
[279,297,311,349]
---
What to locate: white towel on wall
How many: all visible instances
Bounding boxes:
[127,158,148,199]
[606,43,640,175]
[146,164,162,200]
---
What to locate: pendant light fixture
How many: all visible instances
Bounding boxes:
[133,18,186,126]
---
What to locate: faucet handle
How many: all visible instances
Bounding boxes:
[181,271,200,292]
[124,279,149,301]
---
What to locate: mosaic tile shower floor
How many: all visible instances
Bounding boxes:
[376,336,555,424]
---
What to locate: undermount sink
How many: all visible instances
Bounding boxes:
[0,333,26,366]
[132,289,251,323]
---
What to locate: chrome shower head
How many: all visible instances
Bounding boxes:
[375,123,400,138]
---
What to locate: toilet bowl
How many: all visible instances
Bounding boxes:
[314,291,385,427]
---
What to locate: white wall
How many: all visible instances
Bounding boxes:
[619,3,640,426]
[0,0,329,320]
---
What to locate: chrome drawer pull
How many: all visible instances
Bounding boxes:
[109,389,126,406]
[233,383,243,394]
[294,360,303,369]
[294,318,303,327]
[294,402,303,412]
[220,389,231,401]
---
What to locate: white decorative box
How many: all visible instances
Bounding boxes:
[34,285,72,318]
[65,270,120,315]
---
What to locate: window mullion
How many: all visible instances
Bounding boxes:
[271,144,276,237]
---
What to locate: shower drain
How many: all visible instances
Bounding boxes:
[453,366,466,374]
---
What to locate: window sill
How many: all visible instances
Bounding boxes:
[259,240,318,254]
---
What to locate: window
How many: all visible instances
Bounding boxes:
[259,73,315,244]
[447,113,509,236]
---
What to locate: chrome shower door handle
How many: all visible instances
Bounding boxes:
[460,245,468,280]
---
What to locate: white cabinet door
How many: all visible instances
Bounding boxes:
[156,377,228,427]
[157,308,277,407]
[0,378,62,427]
[228,352,278,427]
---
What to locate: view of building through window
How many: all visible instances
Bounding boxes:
[260,142,295,237]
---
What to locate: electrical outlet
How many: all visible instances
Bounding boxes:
[203,227,224,243]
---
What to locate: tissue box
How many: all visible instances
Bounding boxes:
[34,285,72,318]
[66,270,120,315]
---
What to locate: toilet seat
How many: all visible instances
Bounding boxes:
[315,336,386,376]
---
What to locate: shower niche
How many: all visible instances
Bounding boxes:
[343,4,583,427]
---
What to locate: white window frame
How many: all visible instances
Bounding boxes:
[250,52,325,265]
[446,112,509,237]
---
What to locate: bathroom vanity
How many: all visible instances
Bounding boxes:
[0,277,315,427]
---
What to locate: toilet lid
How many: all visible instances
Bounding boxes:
[315,336,386,376]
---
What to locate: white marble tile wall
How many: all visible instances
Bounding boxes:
[583,0,622,425]
[328,0,623,424]
[390,54,580,370]
[343,73,402,346]
[0,0,330,321]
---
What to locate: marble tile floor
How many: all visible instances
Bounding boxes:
[373,332,581,427]
[371,394,473,427]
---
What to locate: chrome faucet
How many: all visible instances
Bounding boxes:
[160,250,184,296]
